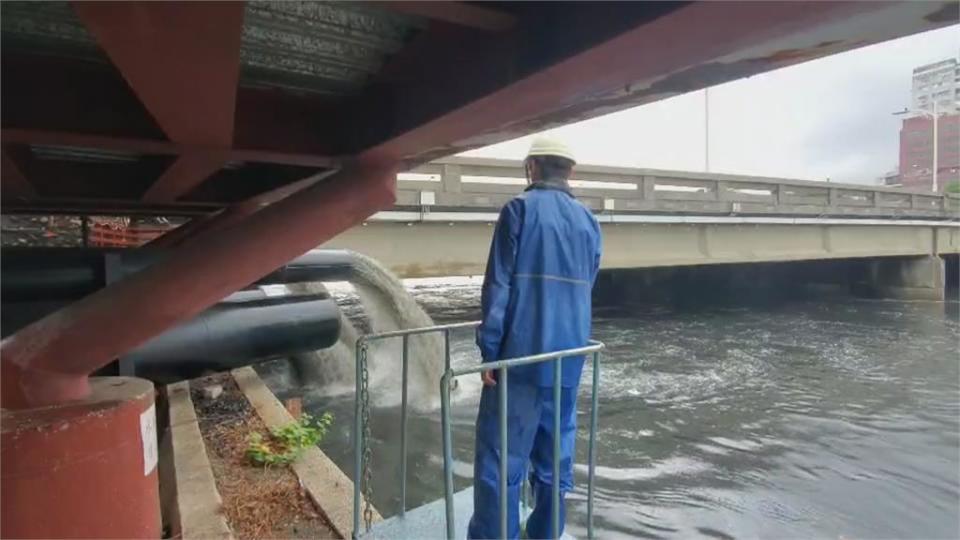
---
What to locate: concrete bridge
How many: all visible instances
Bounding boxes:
[324,157,959,300]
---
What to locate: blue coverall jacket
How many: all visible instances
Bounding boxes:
[476,183,602,386]
[469,182,602,539]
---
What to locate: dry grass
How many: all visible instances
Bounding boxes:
[192,374,337,539]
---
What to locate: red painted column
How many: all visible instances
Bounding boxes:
[1,377,160,538]
[1,160,396,408]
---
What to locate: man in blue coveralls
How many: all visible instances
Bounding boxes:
[468,137,602,539]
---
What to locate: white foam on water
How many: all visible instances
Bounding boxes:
[285,253,463,411]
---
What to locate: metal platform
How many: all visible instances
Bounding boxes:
[358,487,574,540]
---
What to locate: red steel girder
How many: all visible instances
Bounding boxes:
[2,198,218,217]
[71,1,245,148]
[142,151,228,203]
[1,129,338,169]
[2,52,339,162]
[146,167,342,247]
[1,159,396,408]
[72,1,245,200]
[359,1,950,164]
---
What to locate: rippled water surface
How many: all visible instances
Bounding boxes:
[259,280,960,539]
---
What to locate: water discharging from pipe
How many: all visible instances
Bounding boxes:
[286,252,454,411]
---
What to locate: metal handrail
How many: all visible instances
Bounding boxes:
[353,321,481,539]
[441,340,604,540]
[351,321,604,540]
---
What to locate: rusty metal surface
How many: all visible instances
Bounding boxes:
[0,1,102,61]
[1,1,425,98]
[241,1,424,95]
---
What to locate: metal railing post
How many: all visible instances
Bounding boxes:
[552,357,562,540]
[587,351,600,539]
[499,367,509,540]
[440,372,456,540]
[443,328,451,371]
[521,470,528,512]
[400,335,409,516]
[352,340,363,539]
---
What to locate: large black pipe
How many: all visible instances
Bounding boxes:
[1,288,332,339]
[1,247,355,302]
[128,293,340,384]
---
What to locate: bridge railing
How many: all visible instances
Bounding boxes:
[396,157,958,219]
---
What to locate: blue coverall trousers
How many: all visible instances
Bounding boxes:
[467,377,578,539]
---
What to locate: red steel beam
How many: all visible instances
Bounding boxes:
[2,199,217,217]
[2,129,178,155]
[146,167,343,248]
[1,129,339,169]
[370,1,515,32]
[2,52,339,160]
[142,152,228,203]
[142,212,218,248]
[73,1,246,201]
[71,1,245,148]
[1,159,396,408]
[1,147,36,200]
[359,1,948,164]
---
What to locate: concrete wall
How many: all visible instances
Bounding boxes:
[324,220,960,278]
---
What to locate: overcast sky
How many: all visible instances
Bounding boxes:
[461,25,959,185]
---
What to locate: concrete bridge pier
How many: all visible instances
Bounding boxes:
[592,263,815,308]
[852,256,946,302]
[593,256,953,308]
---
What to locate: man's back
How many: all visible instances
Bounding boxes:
[477,185,602,387]
[470,140,601,540]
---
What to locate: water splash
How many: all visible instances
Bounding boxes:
[287,281,360,396]
[285,252,452,410]
[349,252,451,410]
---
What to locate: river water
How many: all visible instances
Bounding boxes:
[258,279,960,539]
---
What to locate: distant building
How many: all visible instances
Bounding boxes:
[897,56,960,191]
[911,57,959,112]
[898,113,960,191]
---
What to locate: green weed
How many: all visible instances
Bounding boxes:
[246,412,334,467]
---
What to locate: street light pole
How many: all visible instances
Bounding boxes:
[704,88,710,172]
[931,100,938,192]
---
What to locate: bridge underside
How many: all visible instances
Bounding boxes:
[325,220,960,278]
[1,0,955,403]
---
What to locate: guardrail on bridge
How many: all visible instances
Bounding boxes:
[397,157,958,219]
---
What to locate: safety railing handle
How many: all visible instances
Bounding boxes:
[587,351,600,539]
[400,334,409,517]
[552,357,562,540]
[441,341,603,540]
[351,321,602,540]
[440,372,456,539]
[499,366,509,540]
[352,341,362,538]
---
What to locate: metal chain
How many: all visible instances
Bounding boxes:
[360,341,375,531]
